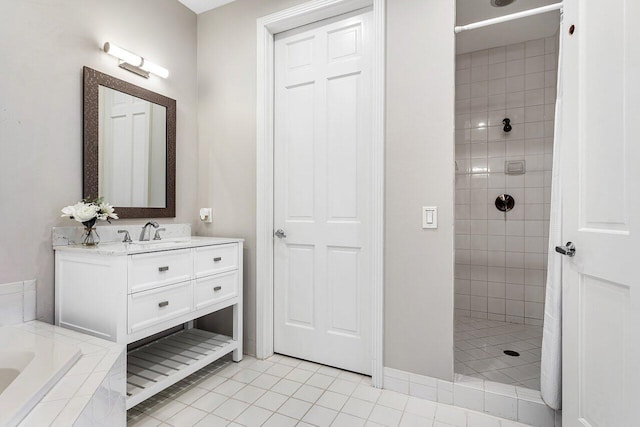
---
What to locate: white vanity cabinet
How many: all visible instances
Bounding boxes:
[54,237,243,409]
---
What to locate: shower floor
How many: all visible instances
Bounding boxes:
[454,316,543,390]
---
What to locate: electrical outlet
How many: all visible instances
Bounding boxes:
[199,208,212,223]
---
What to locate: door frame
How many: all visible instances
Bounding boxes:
[256,0,385,387]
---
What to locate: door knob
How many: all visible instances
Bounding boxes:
[555,242,576,257]
[275,229,287,239]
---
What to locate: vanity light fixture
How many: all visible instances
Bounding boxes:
[103,42,169,79]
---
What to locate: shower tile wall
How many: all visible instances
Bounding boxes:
[455,36,558,325]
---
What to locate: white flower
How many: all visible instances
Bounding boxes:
[61,198,118,224]
[61,205,76,218]
[71,203,100,223]
[98,202,119,221]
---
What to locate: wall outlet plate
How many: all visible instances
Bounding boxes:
[199,208,212,223]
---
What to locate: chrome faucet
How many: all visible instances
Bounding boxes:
[153,228,166,241]
[139,221,160,241]
[118,230,132,243]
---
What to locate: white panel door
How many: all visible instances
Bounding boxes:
[562,1,640,425]
[273,10,372,375]
[100,88,150,207]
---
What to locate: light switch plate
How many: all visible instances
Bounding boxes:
[422,206,438,229]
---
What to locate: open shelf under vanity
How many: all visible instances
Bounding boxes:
[126,329,237,409]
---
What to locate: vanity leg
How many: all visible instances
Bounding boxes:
[233,302,243,362]
[184,320,194,330]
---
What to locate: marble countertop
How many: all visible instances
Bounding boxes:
[53,236,244,256]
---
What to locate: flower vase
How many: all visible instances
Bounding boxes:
[81,220,100,246]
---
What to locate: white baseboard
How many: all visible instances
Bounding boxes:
[383,367,561,427]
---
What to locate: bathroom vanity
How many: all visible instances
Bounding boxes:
[54,236,243,409]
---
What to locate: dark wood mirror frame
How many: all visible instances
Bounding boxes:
[83,66,176,218]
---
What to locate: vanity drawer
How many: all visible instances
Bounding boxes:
[129,249,192,294]
[194,244,238,278]
[128,281,193,333]
[194,271,238,310]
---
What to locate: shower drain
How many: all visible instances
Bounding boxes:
[503,350,520,357]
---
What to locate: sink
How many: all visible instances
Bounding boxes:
[129,240,168,245]
[127,240,191,249]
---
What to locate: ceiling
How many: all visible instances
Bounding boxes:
[177,0,237,14]
[176,0,560,52]
[456,0,560,54]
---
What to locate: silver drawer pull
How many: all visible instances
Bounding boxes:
[213,286,222,292]
[158,266,169,272]
[158,301,169,307]
[213,257,222,262]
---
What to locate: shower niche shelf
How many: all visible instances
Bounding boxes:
[505,160,526,175]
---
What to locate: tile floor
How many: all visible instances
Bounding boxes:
[127,354,533,426]
[454,317,543,390]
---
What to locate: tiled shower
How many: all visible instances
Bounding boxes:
[454,35,559,389]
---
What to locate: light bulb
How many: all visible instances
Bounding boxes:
[103,42,143,67]
[140,59,169,79]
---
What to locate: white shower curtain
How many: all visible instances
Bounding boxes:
[540,16,564,411]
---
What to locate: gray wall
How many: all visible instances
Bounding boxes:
[0,0,199,322]
[384,0,456,378]
[197,0,456,379]
[1,0,455,381]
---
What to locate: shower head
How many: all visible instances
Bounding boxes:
[490,0,516,7]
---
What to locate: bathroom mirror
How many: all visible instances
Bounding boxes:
[83,66,176,218]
